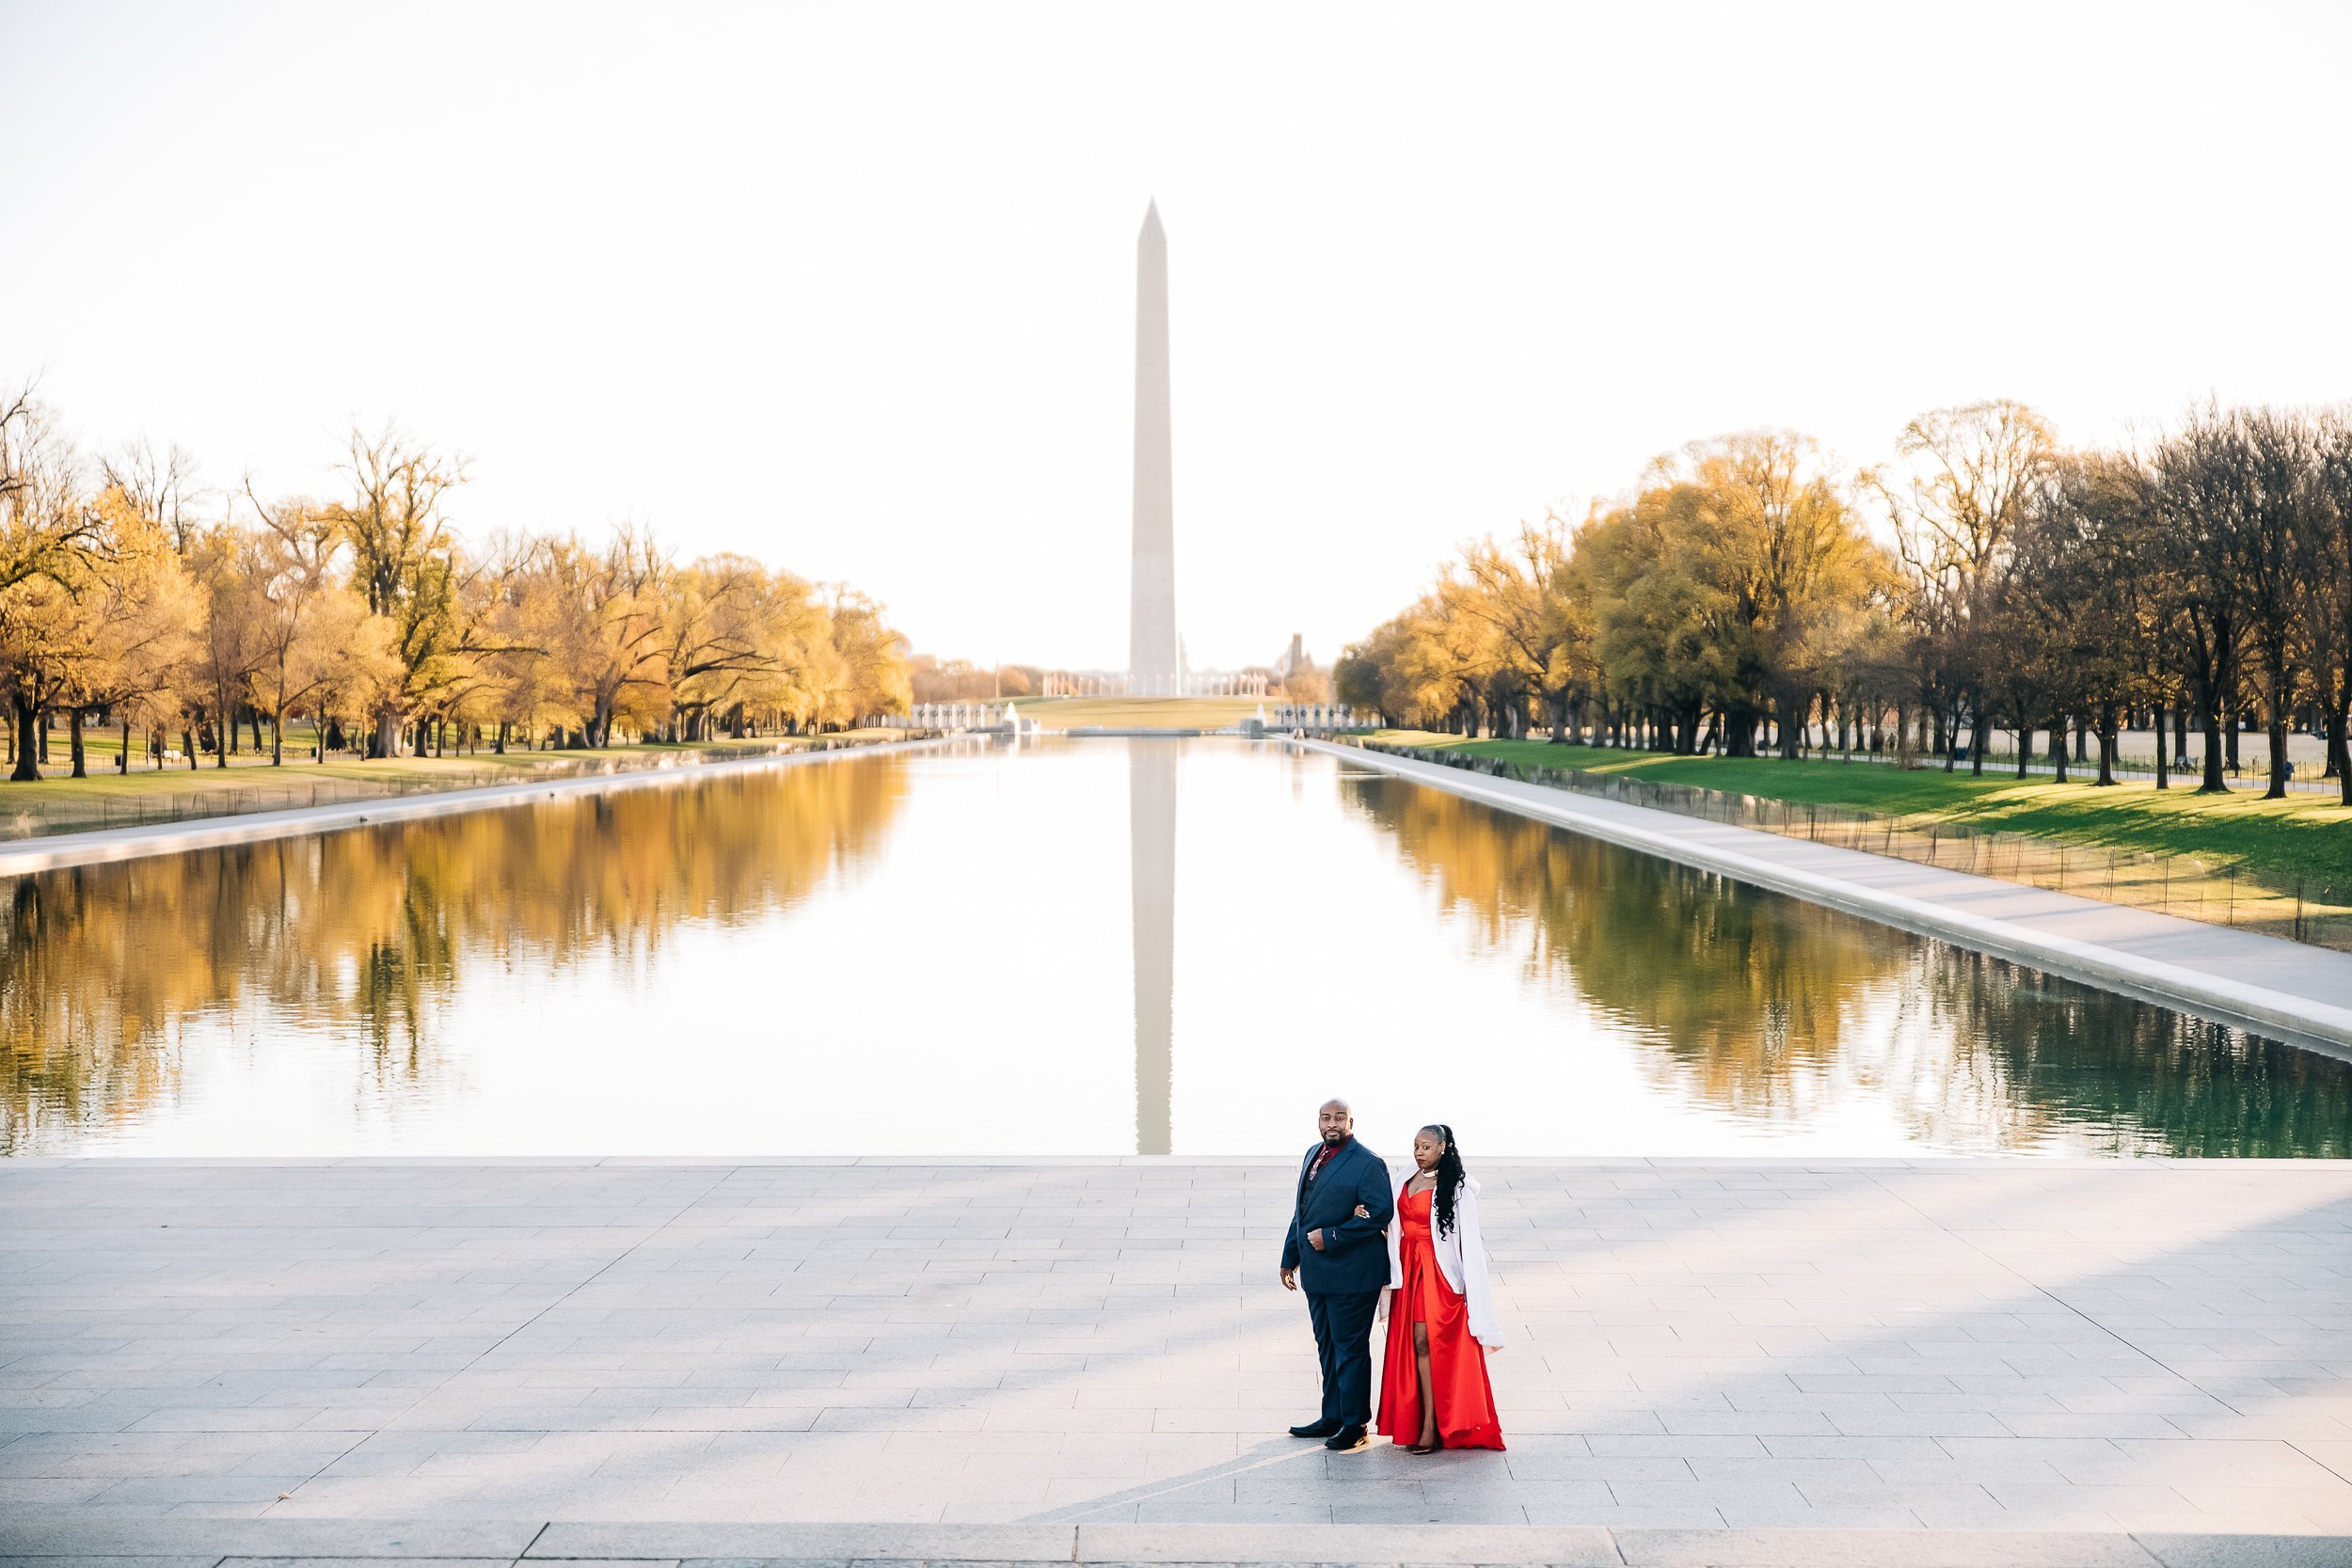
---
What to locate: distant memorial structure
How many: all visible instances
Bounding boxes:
[1128,201,1181,696]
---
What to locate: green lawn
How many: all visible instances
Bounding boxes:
[1368,732,2352,893]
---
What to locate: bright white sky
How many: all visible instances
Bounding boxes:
[4,2,2349,672]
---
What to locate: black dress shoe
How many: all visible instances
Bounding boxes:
[1288,1417,1342,1438]
[1323,1423,1369,1451]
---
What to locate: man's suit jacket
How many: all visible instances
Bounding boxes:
[1280,1139,1394,1294]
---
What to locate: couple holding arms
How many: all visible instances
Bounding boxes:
[1279,1097,1504,1455]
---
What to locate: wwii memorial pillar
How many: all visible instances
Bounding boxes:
[1128,201,1180,695]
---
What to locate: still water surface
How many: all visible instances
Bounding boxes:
[3,739,2346,1157]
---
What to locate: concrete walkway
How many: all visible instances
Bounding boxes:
[1311,739,2352,1061]
[1,1157,2346,1562]
[0,737,943,879]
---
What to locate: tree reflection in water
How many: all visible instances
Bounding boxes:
[1343,774,2352,1157]
[0,759,907,1152]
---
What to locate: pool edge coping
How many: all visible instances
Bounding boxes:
[1301,737,2352,1066]
[0,735,959,877]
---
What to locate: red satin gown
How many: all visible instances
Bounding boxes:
[1376,1184,1504,1449]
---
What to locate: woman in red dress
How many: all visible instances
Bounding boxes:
[1376,1123,1504,1452]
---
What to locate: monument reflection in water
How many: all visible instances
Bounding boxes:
[1,740,2346,1157]
[1130,741,1176,1155]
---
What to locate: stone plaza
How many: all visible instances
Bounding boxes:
[2,1154,2346,1563]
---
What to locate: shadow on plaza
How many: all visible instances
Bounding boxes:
[1022,1435,1349,1525]
[985,1160,2352,1529]
[628,1154,2351,1528]
[4,1157,2346,1530]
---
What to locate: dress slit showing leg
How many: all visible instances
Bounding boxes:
[1375,1186,1504,1449]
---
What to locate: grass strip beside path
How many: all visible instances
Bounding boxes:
[1369,731,2352,894]
[0,731,899,840]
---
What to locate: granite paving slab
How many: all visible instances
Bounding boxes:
[2,1157,2349,1561]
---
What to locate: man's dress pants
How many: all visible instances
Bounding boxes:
[1306,1288,1382,1427]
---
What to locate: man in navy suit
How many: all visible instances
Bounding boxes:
[1280,1097,1394,1451]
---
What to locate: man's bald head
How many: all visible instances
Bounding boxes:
[1316,1099,1354,1145]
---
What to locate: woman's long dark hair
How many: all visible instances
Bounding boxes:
[1422,1123,1466,1237]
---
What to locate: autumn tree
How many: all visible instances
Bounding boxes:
[243,486,376,765]
[0,398,902,775]
[0,394,118,779]
[68,490,192,774]
[100,436,204,554]
[333,427,471,755]
[467,531,560,752]
[664,555,798,740]
[182,525,273,768]
[2300,412,2352,803]
[823,587,912,731]
[1456,516,1585,740]
[1334,618,1423,728]
[539,527,669,746]
[2175,406,2317,799]
[2151,412,2249,793]
[1870,401,2057,772]
[1582,494,1726,751]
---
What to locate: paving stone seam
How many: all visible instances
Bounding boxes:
[255,1172,734,1523]
[1859,1169,2202,1398]
[6,1164,2346,1542]
[9,1523,2352,1565]
[1870,1157,2352,1512]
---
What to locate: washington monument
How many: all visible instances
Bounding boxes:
[1128,201,1179,693]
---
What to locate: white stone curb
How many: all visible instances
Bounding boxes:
[1306,738,2352,1062]
[0,736,956,879]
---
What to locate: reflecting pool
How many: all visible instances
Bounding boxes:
[3,739,2346,1157]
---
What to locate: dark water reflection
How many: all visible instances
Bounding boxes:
[3,741,2346,1156]
[2,759,905,1153]
[1343,773,2352,1157]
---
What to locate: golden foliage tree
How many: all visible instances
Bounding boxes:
[0,396,912,780]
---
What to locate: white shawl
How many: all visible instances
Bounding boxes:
[1383,1169,1503,1349]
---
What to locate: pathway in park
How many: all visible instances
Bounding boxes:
[1,1157,2347,1564]
[0,735,939,879]
[1315,740,2352,1059]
